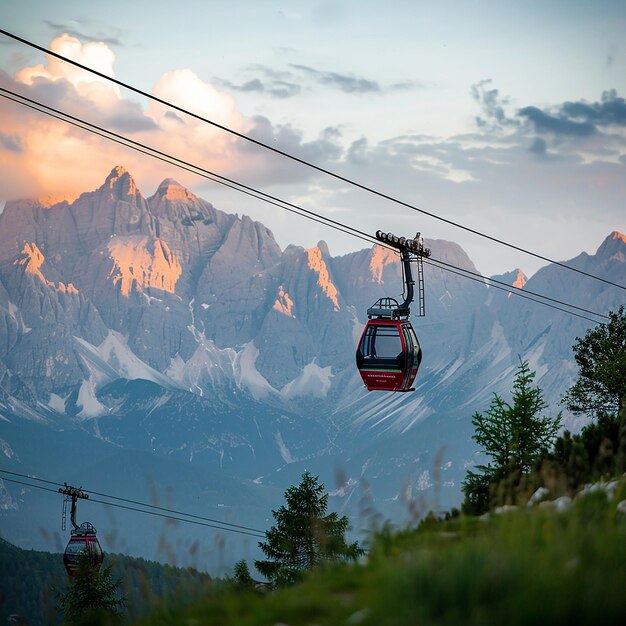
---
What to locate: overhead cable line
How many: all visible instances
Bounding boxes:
[0,466,264,534]
[424,256,608,321]
[0,87,610,324]
[0,87,366,246]
[0,469,266,538]
[1,28,623,293]
[423,258,603,324]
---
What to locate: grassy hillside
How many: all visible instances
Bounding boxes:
[133,480,626,626]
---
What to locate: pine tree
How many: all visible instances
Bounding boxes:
[58,552,126,625]
[232,559,255,590]
[562,305,626,420]
[463,359,561,513]
[255,471,362,587]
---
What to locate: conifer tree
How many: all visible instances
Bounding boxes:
[58,552,125,625]
[463,359,561,513]
[255,471,362,587]
[232,559,255,590]
[562,305,626,420]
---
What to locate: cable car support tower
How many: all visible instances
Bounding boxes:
[355,230,430,392]
[367,230,430,321]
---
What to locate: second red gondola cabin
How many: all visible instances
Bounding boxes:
[63,522,104,578]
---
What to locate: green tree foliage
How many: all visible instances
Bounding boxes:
[462,359,561,514]
[58,552,126,625]
[255,471,362,587]
[232,559,255,590]
[563,305,626,419]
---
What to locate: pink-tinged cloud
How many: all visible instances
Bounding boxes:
[0,34,318,204]
[16,34,119,102]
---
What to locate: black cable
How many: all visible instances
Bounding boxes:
[423,258,604,324]
[0,468,61,488]
[1,475,60,496]
[425,256,608,320]
[0,87,368,246]
[0,88,611,324]
[86,496,265,538]
[86,490,263,535]
[1,28,623,293]
[0,469,265,538]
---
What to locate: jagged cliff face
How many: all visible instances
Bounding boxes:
[0,165,624,517]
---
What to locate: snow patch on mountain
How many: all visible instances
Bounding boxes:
[436,355,465,385]
[525,340,549,380]
[346,387,432,436]
[0,478,18,510]
[233,342,276,399]
[164,355,186,384]
[75,332,174,389]
[274,430,295,464]
[174,340,236,395]
[0,438,17,460]
[281,361,332,399]
[76,377,106,418]
[7,302,31,334]
[348,305,365,345]
[48,393,67,413]
[491,322,513,365]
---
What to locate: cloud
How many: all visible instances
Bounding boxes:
[0,35,343,201]
[16,33,118,91]
[518,105,596,137]
[103,104,159,132]
[43,21,122,46]
[289,63,381,94]
[216,63,422,99]
[0,130,23,153]
[390,80,424,91]
[518,90,626,138]
[228,115,343,186]
[471,79,515,130]
[528,137,547,157]
[214,76,301,99]
[561,89,626,126]
[466,82,626,166]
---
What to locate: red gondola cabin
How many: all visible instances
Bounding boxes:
[63,522,104,577]
[356,319,422,392]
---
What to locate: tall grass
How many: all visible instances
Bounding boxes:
[133,481,626,625]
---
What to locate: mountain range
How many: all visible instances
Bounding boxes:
[0,165,624,566]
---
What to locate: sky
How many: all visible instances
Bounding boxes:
[0,0,625,277]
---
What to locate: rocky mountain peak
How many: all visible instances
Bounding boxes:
[154,178,197,204]
[490,268,527,290]
[510,269,527,289]
[14,242,45,277]
[595,230,626,261]
[611,231,626,244]
[34,194,71,209]
[103,165,139,199]
[316,240,331,257]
